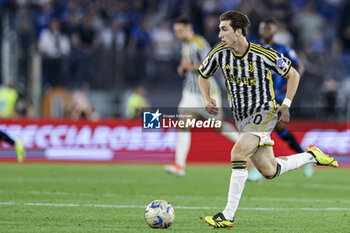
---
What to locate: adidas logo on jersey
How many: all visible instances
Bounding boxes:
[225,64,231,70]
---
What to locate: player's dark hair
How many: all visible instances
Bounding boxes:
[220,10,250,37]
[175,15,192,25]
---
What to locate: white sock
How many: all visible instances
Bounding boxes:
[276,152,316,175]
[219,121,240,142]
[175,131,191,168]
[222,168,248,221]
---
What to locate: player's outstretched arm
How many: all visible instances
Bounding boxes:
[284,67,300,103]
[277,67,300,122]
[198,75,219,115]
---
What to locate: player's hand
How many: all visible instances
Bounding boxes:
[177,65,185,76]
[276,105,290,122]
[181,59,192,70]
[204,97,219,116]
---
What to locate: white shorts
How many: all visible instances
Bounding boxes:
[178,90,223,119]
[235,110,277,146]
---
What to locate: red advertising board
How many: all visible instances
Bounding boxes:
[0,118,176,162]
[0,119,348,165]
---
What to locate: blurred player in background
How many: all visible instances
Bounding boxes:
[0,82,25,162]
[247,18,313,182]
[126,86,150,119]
[164,16,239,176]
[0,82,18,118]
[198,10,338,229]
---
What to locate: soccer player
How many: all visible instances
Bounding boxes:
[247,18,313,182]
[198,10,338,228]
[0,130,25,162]
[164,16,239,176]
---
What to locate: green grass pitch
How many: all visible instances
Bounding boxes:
[0,164,349,232]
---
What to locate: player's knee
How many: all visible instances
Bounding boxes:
[261,168,277,179]
[230,150,246,161]
[231,154,242,161]
[264,175,276,180]
[230,143,251,161]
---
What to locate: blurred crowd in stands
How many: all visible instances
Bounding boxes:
[0,0,350,119]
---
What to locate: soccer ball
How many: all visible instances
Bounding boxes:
[144,200,175,228]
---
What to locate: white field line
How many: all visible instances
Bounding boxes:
[0,202,14,205]
[0,202,349,211]
[25,203,79,207]
[1,189,350,204]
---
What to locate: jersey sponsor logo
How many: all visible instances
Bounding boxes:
[228,74,256,86]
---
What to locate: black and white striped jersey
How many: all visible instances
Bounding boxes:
[198,41,292,121]
[181,35,219,94]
